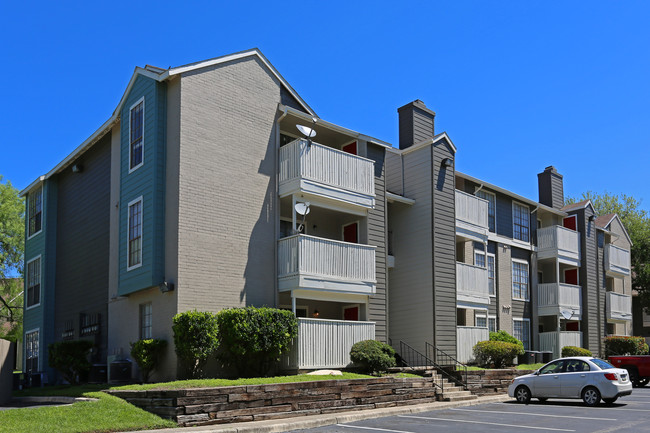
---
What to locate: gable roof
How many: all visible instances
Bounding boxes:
[595,213,617,229]
[561,200,591,212]
[595,213,633,245]
[21,49,316,196]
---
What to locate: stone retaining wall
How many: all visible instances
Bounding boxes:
[109,377,439,427]
[463,369,534,396]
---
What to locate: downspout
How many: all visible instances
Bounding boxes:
[275,106,288,310]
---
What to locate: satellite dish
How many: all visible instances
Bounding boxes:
[560,309,574,320]
[295,202,310,216]
[296,124,317,138]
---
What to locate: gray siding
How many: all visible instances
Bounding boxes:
[54,133,111,361]
[537,168,564,210]
[385,151,403,194]
[367,143,387,342]
[397,101,435,150]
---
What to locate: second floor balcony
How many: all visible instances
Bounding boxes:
[537,225,580,265]
[278,234,376,295]
[456,262,490,306]
[279,139,375,209]
[605,244,631,278]
[537,283,582,319]
[606,291,632,322]
[455,190,489,243]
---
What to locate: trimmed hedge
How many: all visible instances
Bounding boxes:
[473,340,520,368]
[604,336,649,356]
[216,307,298,377]
[489,330,525,355]
[48,340,93,385]
[350,340,396,375]
[561,346,592,357]
[130,339,167,383]
[172,311,219,379]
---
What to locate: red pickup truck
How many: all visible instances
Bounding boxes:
[609,355,650,387]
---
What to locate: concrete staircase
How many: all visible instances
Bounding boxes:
[423,368,477,402]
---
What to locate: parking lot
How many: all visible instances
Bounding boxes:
[291,387,650,433]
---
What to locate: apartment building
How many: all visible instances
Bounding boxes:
[21,50,634,382]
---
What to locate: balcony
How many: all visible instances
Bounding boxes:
[278,235,376,295]
[282,318,375,369]
[537,283,582,319]
[279,139,375,209]
[456,262,490,307]
[605,244,631,278]
[539,331,582,359]
[606,291,632,322]
[455,190,489,243]
[457,326,489,364]
[537,225,580,265]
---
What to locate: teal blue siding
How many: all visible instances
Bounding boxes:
[118,75,167,296]
[23,180,58,379]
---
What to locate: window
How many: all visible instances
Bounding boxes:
[25,330,39,372]
[513,318,530,350]
[28,186,43,237]
[476,314,487,328]
[512,260,529,300]
[474,250,486,268]
[129,99,144,171]
[26,257,41,308]
[512,202,530,242]
[127,198,143,270]
[140,303,152,340]
[487,254,496,296]
[476,190,496,232]
[488,316,497,333]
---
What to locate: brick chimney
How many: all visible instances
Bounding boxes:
[398,100,436,150]
[538,166,564,209]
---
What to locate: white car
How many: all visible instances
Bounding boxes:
[508,356,633,406]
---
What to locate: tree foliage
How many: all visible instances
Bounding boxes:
[566,191,650,312]
[0,278,23,342]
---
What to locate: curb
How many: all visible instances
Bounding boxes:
[126,394,511,433]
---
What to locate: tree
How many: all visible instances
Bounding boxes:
[0,176,24,342]
[566,191,650,313]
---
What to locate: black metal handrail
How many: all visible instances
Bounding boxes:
[425,342,468,390]
[398,341,443,393]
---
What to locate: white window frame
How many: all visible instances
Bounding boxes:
[27,186,43,240]
[475,311,488,329]
[128,97,145,174]
[25,328,40,372]
[476,189,496,233]
[512,258,530,301]
[474,249,486,268]
[487,253,496,297]
[488,315,497,333]
[25,255,42,310]
[127,196,143,271]
[513,318,531,351]
[512,201,530,243]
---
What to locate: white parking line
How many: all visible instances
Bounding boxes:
[450,407,616,421]
[336,425,413,433]
[397,415,576,431]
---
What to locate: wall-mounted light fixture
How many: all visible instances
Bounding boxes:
[442,157,453,167]
[72,163,83,173]
[159,281,175,293]
[588,215,595,222]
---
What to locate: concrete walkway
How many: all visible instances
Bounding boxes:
[125,394,511,433]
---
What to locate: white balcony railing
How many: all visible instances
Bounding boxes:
[456,262,490,306]
[539,331,582,359]
[455,190,489,242]
[605,244,631,277]
[279,139,375,207]
[606,291,632,322]
[457,326,489,364]
[278,235,376,294]
[283,318,375,369]
[537,283,582,318]
[537,225,580,264]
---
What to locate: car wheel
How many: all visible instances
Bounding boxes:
[582,387,601,406]
[537,397,548,403]
[638,378,649,387]
[515,385,531,404]
[628,368,641,387]
[603,397,618,404]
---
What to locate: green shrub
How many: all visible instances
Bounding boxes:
[172,310,219,379]
[130,339,167,383]
[216,307,298,377]
[349,340,396,375]
[604,336,649,356]
[473,340,520,368]
[489,330,525,355]
[561,346,592,357]
[48,340,93,385]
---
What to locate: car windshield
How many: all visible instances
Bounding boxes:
[590,358,614,370]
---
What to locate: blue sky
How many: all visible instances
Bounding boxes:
[2,1,649,211]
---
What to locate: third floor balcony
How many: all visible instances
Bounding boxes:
[456,262,490,307]
[605,244,631,278]
[537,225,580,265]
[455,190,489,243]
